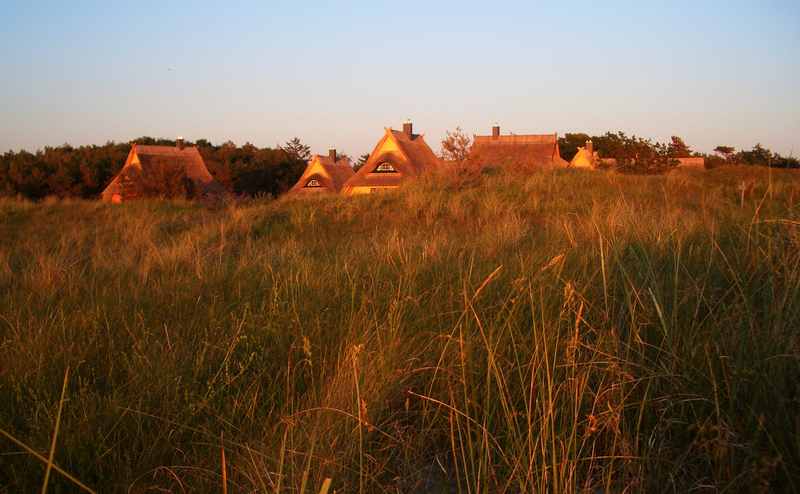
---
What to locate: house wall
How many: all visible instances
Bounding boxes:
[342,133,410,195]
[348,185,398,195]
[367,138,409,172]
[677,157,705,168]
[289,160,333,195]
[296,183,331,194]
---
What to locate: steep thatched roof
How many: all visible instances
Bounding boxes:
[468,133,568,169]
[101,144,223,201]
[135,145,213,182]
[289,154,354,194]
[343,129,441,190]
[570,147,597,169]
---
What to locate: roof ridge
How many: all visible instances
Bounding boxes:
[474,133,557,145]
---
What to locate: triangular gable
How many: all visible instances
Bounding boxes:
[360,129,414,175]
[289,154,354,194]
[308,159,334,182]
[343,127,441,193]
[570,147,596,169]
[291,159,335,192]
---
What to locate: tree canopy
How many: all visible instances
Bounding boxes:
[668,136,692,158]
[557,133,592,162]
[281,137,311,162]
[440,127,472,163]
[0,138,311,200]
[354,153,370,172]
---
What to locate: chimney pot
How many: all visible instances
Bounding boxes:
[403,120,413,136]
[329,148,337,162]
[492,124,500,138]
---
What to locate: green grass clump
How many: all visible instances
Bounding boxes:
[1,166,798,492]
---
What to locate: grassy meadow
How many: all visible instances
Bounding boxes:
[0,166,799,492]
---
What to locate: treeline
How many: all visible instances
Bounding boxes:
[0,137,311,200]
[3,132,797,201]
[558,132,799,171]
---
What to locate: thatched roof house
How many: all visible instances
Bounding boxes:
[468,125,568,170]
[288,149,354,195]
[570,140,599,169]
[101,141,224,202]
[342,121,441,195]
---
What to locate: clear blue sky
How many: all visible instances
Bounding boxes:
[1,0,798,157]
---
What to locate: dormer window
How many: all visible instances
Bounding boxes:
[305,178,322,188]
[374,162,397,173]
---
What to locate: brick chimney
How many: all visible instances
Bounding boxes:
[586,140,593,155]
[328,148,337,163]
[492,124,500,138]
[176,137,185,150]
[402,120,413,136]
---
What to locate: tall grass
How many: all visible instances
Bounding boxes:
[0,166,798,492]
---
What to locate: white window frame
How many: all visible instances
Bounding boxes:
[374,162,397,173]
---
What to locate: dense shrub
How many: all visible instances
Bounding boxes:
[0,138,307,200]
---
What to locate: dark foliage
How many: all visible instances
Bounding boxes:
[0,143,130,200]
[736,143,799,168]
[557,133,591,162]
[559,133,799,171]
[281,137,311,162]
[354,153,371,172]
[558,132,674,171]
[0,138,309,200]
[592,132,675,172]
[667,135,692,158]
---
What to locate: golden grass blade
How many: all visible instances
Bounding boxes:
[0,428,95,493]
[318,478,332,494]
[473,265,503,300]
[221,432,228,494]
[41,366,70,494]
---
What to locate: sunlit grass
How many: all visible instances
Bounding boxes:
[0,166,798,492]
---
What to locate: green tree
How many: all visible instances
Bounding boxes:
[714,145,735,161]
[738,144,773,166]
[593,131,672,172]
[558,133,591,162]
[282,137,311,161]
[354,153,370,172]
[668,136,692,158]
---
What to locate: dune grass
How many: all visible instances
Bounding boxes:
[0,166,798,492]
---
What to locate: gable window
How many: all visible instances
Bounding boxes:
[305,178,322,188]
[374,162,397,173]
